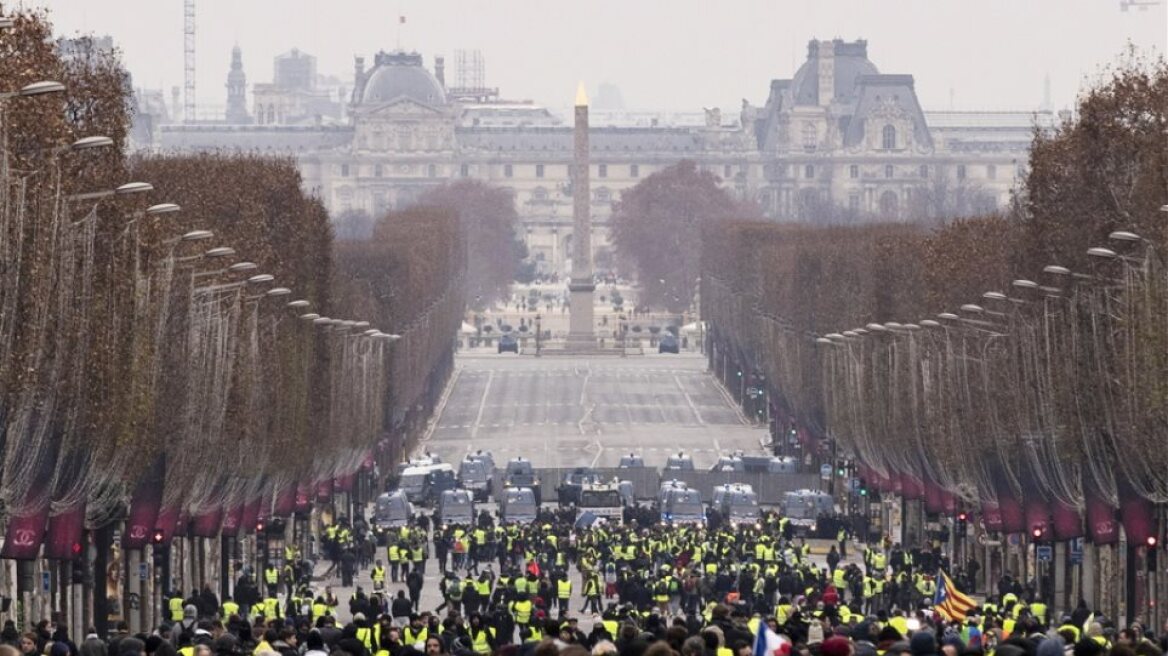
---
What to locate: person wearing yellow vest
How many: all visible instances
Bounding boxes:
[468,613,496,655]
[263,595,282,621]
[582,574,601,614]
[264,565,281,598]
[221,596,240,620]
[387,543,401,582]
[168,593,185,622]
[311,596,330,623]
[402,615,429,647]
[510,593,534,628]
[372,560,387,592]
[555,575,572,616]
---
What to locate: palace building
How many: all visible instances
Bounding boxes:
[154,39,1056,275]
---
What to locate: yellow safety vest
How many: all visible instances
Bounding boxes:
[471,628,495,654]
[169,597,185,621]
[312,602,328,620]
[388,545,400,562]
[179,647,194,656]
[222,601,240,618]
[265,567,279,584]
[403,627,428,645]
[372,566,386,583]
[557,579,572,599]
[511,600,532,624]
[264,597,281,619]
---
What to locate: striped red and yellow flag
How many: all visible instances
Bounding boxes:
[933,569,976,621]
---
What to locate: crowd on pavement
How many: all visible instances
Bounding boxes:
[13,508,1168,656]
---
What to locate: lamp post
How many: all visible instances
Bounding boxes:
[534,314,542,357]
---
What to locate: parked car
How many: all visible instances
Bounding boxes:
[658,334,680,354]
[498,334,519,354]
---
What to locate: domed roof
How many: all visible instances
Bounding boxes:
[361,51,446,107]
[790,39,878,106]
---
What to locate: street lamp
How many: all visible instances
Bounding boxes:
[0,80,66,100]
[287,300,311,309]
[204,247,236,259]
[228,261,257,273]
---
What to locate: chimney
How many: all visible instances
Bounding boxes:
[817,40,835,107]
[435,56,445,88]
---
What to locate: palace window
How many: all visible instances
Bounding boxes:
[882,125,897,150]
[986,164,997,180]
[919,165,928,179]
[802,123,817,150]
[536,164,545,178]
[427,164,437,178]
[340,164,350,177]
[885,165,894,179]
[630,164,640,178]
[504,164,513,178]
[849,165,859,179]
[374,164,383,178]
[804,164,815,179]
[460,164,469,178]
[598,163,607,178]
[957,164,967,180]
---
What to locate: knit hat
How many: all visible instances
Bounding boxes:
[821,637,851,656]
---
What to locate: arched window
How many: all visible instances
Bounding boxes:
[879,190,899,218]
[882,125,896,150]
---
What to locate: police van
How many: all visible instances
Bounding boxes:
[711,483,760,526]
[458,454,494,501]
[577,483,625,521]
[373,490,413,529]
[783,489,835,535]
[659,483,705,526]
[399,462,454,502]
[436,489,475,528]
[499,486,538,525]
[664,452,695,471]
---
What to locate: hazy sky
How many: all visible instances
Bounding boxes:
[43,0,1167,114]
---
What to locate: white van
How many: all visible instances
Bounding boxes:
[399,462,454,502]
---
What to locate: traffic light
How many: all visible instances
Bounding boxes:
[1147,535,1158,548]
[858,479,869,497]
[152,529,165,544]
[255,520,265,533]
[957,512,968,523]
[1031,525,1048,541]
[70,541,84,584]
[1148,535,1159,569]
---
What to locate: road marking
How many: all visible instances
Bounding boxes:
[469,370,494,439]
[675,374,705,426]
[421,365,463,445]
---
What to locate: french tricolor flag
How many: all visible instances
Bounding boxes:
[753,622,791,656]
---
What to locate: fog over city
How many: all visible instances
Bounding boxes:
[47,0,1166,113]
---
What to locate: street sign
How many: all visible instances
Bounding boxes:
[1070,537,1084,565]
[41,572,50,593]
[1036,545,1053,562]
[820,464,832,480]
[139,563,149,581]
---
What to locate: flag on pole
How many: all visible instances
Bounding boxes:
[753,619,791,656]
[933,569,976,621]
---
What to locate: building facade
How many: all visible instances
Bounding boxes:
[157,39,1055,275]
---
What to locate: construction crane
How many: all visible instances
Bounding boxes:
[183,0,195,123]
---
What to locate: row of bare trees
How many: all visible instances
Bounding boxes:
[0,9,463,549]
[702,54,1168,516]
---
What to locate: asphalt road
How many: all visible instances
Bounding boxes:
[420,353,768,469]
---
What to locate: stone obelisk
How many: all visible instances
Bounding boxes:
[566,82,596,351]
